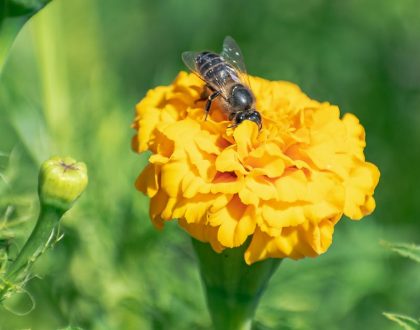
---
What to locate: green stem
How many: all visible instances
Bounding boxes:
[5,205,63,282]
[192,239,282,330]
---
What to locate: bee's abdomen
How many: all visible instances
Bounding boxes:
[196,51,238,87]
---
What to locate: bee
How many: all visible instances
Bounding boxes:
[182,36,262,129]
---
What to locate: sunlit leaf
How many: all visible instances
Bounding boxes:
[383,312,420,330]
[381,241,420,263]
[0,0,54,73]
[1,0,52,18]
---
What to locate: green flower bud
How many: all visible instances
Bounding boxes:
[38,156,88,212]
[0,156,88,297]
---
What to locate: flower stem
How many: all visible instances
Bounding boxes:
[192,239,282,330]
[5,205,63,283]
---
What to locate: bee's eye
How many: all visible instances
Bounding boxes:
[248,111,261,122]
[243,111,262,129]
[235,113,246,124]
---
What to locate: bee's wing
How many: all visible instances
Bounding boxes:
[182,50,231,100]
[182,51,204,79]
[220,36,251,88]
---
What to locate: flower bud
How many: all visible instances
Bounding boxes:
[38,156,88,212]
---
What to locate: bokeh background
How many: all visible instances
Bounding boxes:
[1,0,420,329]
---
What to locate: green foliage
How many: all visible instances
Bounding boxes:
[0,0,419,329]
[0,0,54,73]
[381,242,420,329]
[0,151,34,272]
[382,241,420,264]
[1,0,52,18]
[383,313,420,330]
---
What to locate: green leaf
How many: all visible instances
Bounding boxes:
[383,313,420,330]
[2,0,52,18]
[381,241,420,263]
[0,0,54,74]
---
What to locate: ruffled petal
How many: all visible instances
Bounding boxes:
[135,163,160,197]
[209,197,256,248]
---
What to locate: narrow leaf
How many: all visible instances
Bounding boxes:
[383,312,420,330]
[381,241,420,263]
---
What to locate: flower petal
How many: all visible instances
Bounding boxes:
[209,197,256,248]
[135,163,160,197]
[216,147,247,174]
[233,120,259,159]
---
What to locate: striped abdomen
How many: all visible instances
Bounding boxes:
[195,51,240,90]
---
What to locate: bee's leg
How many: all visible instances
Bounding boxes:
[195,84,214,103]
[195,91,208,103]
[227,113,238,129]
[227,123,238,129]
[204,90,221,120]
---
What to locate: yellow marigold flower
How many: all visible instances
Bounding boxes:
[132,72,380,265]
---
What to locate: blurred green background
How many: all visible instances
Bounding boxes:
[1,0,420,329]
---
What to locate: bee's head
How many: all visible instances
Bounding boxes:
[234,110,262,130]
